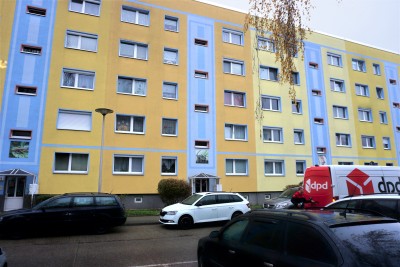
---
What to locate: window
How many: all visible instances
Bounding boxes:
[362,136,375,148]
[121,6,149,26]
[226,159,248,175]
[117,76,146,96]
[355,84,369,97]
[393,102,400,108]
[119,40,148,60]
[10,130,32,139]
[309,62,318,69]
[333,105,348,119]
[263,127,282,143]
[314,118,324,124]
[116,114,145,134]
[336,133,351,147]
[161,157,177,175]
[162,118,177,136]
[195,140,209,148]
[327,53,341,67]
[162,82,177,99]
[296,161,306,174]
[294,129,304,144]
[222,28,243,45]
[292,72,300,85]
[390,79,397,85]
[373,63,381,75]
[15,85,37,95]
[352,58,366,72]
[194,104,209,112]
[27,6,46,16]
[379,111,388,124]
[54,152,88,173]
[62,68,95,90]
[316,147,326,154]
[257,37,275,52]
[194,70,208,79]
[195,38,208,46]
[260,66,278,81]
[224,91,245,107]
[358,108,372,122]
[338,162,353,165]
[376,87,384,99]
[312,89,322,96]
[261,96,281,111]
[69,0,100,16]
[292,100,302,114]
[21,44,42,55]
[397,126,400,132]
[65,30,97,52]
[163,48,178,65]
[113,155,144,174]
[264,160,284,175]
[330,79,345,92]
[164,16,178,32]
[383,137,391,150]
[223,59,245,75]
[57,109,91,131]
[225,124,247,141]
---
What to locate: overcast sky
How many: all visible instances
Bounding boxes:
[197,0,400,54]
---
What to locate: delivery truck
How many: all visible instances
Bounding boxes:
[302,165,400,208]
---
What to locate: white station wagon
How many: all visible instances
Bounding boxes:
[159,192,251,229]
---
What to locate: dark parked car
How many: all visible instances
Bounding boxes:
[263,186,300,209]
[0,193,126,238]
[198,209,400,267]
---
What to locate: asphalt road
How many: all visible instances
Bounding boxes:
[1,222,223,267]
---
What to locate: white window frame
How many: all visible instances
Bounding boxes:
[352,58,366,72]
[61,68,95,90]
[379,111,388,124]
[362,135,375,149]
[222,28,244,45]
[162,118,178,136]
[164,16,178,32]
[355,84,369,97]
[264,160,284,176]
[121,5,149,26]
[54,152,89,174]
[117,76,147,96]
[358,108,372,122]
[336,133,351,147]
[327,53,342,67]
[330,79,345,92]
[261,95,281,112]
[383,137,391,150]
[257,37,275,52]
[161,156,177,175]
[162,82,178,99]
[225,124,247,141]
[294,129,304,145]
[69,0,100,16]
[260,66,279,81]
[65,30,98,52]
[57,109,92,131]
[223,58,245,76]
[263,127,283,143]
[163,48,178,65]
[296,161,306,175]
[292,100,302,114]
[116,114,145,134]
[373,63,381,75]
[226,159,248,175]
[333,105,348,119]
[376,87,384,99]
[224,90,245,107]
[113,155,144,175]
[119,40,148,60]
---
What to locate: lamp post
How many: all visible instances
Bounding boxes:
[95,108,113,193]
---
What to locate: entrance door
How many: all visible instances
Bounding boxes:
[4,176,26,211]
[195,179,208,193]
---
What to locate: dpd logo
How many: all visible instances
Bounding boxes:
[345,168,374,195]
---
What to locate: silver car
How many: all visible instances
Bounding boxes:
[263,187,300,209]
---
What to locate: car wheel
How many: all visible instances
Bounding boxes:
[231,211,242,220]
[178,215,193,229]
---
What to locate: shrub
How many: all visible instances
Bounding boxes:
[157,178,192,206]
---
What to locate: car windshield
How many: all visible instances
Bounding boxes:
[332,222,400,266]
[279,188,298,198]
[181,194,203,205]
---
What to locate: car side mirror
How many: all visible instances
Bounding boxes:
[209,230,220,238]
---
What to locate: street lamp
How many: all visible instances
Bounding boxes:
[95,108,113,193]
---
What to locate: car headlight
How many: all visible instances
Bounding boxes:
[276,202,289,209]
[165,211,177,215]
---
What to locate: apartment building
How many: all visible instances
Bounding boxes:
[0,0,399,211]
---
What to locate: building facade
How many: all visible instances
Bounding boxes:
[0,0,399,211]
